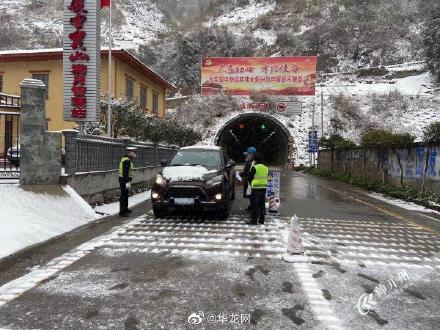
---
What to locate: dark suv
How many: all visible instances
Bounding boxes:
[151,146,235,218]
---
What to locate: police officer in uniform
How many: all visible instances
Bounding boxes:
[119,147,137,217]
[241,146,257,211]
[246,153,269,225]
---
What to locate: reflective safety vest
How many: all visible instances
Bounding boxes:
[119,156,135,178]
[251,164,269,189]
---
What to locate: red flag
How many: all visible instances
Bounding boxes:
[101,0,110,8]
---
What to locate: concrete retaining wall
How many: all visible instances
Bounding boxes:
[61,166,162,204]
[318,145,440,194]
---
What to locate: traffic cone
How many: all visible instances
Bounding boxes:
[282,214,309,263]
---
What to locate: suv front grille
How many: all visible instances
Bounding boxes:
[165,186,208,201]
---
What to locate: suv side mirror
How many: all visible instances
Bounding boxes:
[160,159,168,167]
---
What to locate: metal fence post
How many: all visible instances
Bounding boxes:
[154,143,158,166]
[63,130,79,175]
[123,138,131,150]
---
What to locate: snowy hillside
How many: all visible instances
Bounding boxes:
[173,61,439,166]
[101,0,169,49]
[0,0,168,50]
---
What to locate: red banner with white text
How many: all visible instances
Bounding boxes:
[201,57,317,96]
[101,0,110,9]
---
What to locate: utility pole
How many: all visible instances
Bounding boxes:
[107,2,113,138]
[321,90,324,138]
[311,101,316,167]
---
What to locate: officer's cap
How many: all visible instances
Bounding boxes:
[245,147,257,154]
[126,146,138,152]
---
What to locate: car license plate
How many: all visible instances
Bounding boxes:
[174,198,194,205]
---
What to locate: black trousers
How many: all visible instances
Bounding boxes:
[119,179,129,214]
[251,189,267,223]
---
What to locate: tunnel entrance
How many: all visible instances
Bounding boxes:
[215,113,291,166]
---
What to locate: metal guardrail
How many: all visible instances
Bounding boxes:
[63,131,178,175]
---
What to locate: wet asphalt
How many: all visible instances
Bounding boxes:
[0,171,439,329]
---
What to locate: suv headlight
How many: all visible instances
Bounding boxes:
[155,174,167,187]
[206,175,223,187]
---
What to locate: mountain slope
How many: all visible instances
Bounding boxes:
[0,0,168,50]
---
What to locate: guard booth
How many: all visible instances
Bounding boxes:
[0,93,20,181]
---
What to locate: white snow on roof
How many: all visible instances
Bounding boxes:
[0,47,125,56]
[0,48,62,55]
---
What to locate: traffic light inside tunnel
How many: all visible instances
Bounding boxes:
[216,115,289,166]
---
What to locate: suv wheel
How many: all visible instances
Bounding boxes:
[218,204,230,220]
[153,204,165,218]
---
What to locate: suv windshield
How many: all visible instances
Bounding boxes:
[169,150,222,168]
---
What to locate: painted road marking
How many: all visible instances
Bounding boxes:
[0,214,286,308]
[294,263,346,330]
[101,214,286,258]
[321,184,436,233]
[273,217,346,330]
[0,216,145,308]
[295,216,440,269]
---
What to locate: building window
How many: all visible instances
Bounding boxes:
[140,86,147,109]
[126,77,134,100]
[0,75,3,93]
[32,73,49,98]
[153,92,159,114]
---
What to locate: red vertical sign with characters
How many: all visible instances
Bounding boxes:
[63,0,100,122]
[68,0,88,118]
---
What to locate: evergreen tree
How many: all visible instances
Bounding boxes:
[423,5,440,81]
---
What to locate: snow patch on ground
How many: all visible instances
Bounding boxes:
[0,0,168,50]
[0,184,98,260]
[37,267,120,298]
[367,192,440,218]
[106,1,169,49]
[253,29,277,46]
[0,184,151,261]
[94,190,151,216]
[321,72,434,96]
[205,0,275,28]
[294,24,313,36]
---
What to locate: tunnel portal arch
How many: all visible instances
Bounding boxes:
[214,112,293,166]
